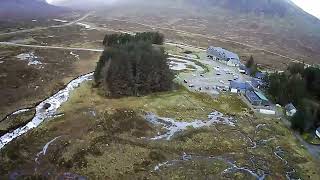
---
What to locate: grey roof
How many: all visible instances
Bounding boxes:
[207,46,240,60]
[230,80,251,90]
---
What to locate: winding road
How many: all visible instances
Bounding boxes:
[0,12,92,36]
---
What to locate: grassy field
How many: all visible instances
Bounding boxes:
[1,81,319,179]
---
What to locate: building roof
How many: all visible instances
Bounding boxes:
[246,91,261,102]
[255,91,268,101]
[230,80,252,90]
[230,81,246,89]
[285,103,296,111]
[207,46,239,60]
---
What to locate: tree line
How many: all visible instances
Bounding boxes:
[94,32,174,97]
[102,32,164,47]
[265,63,320,132]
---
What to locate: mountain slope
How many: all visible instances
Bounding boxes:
[88,0,320,67]
[0,0,67,20]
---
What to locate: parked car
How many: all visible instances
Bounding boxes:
[189,84,195,88]
[184,80,188,83]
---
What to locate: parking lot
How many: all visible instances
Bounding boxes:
[177,52,251,95]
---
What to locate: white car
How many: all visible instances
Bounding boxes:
[189,84,195,88]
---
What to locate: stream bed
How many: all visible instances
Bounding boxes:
[0,73,93,150]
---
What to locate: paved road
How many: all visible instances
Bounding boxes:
[0,12,92,36]
[294,132,320,161]
[0,42,103,52]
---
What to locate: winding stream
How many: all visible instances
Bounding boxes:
[145,111,236,140]
[35,136,62,164]
[153,153,267,180]
[0,73,93,150]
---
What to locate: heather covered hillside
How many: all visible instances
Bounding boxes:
[88,0,320,67]
[0,0,67,20]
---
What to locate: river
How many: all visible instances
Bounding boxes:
[0,73,93,150]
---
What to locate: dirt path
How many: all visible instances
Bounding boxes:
[294,133,320,161]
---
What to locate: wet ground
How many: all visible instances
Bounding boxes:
[0,12,319,179]
[1,77,319,179]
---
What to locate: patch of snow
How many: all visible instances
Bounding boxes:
[53,19,68,23]
[274,146,300,180]
[32,20,37,22]
[70,52,80,60]
[0,73,94,150]
[145,111,236,140]
[0,61,4,64]
[76,22,91,29]
[12,109,30,115]
[168,57,204,72]
[16,52,42,66]
[154,161,170,171]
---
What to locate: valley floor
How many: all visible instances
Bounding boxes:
[1,80,319,179]
[0,11,319,179]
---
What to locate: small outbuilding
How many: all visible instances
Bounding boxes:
[285,103,297,117]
